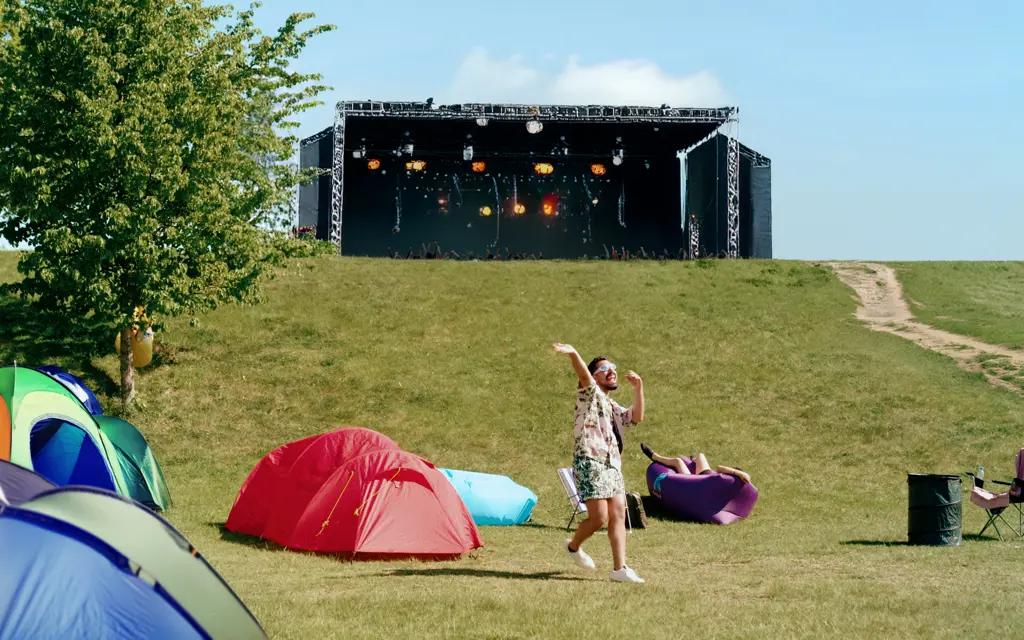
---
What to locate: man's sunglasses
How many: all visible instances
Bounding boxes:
[595,363,617,373]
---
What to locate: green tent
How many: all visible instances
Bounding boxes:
[8,486,267,638]
[95,415,172,511]
[0,366,171,510]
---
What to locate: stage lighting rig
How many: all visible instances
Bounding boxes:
[526,120,543,134]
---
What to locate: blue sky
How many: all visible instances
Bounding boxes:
[3,1,1019,259]
[253,0,1023,260]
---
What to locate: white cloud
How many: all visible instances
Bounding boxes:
[443,49,728,107]
[446,48,543,105]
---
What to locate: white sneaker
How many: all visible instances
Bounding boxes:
[564,540,596,570]
[609,566,645,583]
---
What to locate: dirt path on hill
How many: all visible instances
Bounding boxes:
[828,262,1024,393]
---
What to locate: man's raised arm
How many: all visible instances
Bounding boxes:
[552,343,595,389]
[626,371,644,423]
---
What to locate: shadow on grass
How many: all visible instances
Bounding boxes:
[843,534,999,546]
[513,521,562,531]
[210,523,590,576]
[0,290,118,394]
[842,540,909,547]
[962,534,1003,543]
[377,568,588,581]
[636,495,689,523]
[210,522,289,551]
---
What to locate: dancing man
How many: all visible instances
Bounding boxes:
[552,343,645,583]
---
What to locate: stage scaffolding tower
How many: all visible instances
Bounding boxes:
[329,102,346,250]
[726,135,740,259]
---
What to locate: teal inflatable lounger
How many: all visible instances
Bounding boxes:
[440,469,537,526]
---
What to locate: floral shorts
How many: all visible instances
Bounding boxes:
[573,457,625,502]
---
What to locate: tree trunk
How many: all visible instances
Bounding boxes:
[119,326,136,408]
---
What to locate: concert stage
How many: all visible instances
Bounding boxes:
[299,101,771,259]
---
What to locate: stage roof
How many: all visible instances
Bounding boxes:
[329,100,739,159]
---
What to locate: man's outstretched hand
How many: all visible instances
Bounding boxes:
[552,343,577,355]
[626,371,643,387]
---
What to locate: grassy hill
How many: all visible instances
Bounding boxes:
[3,251,1024,639]
[894,261,1024,350]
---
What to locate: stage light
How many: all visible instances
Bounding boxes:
[406,160,426,171]
[463,145,474,161]
[402,143,414,155]
[593,198,599,205]
[526,120,543,134]
[479,206,492,217]
[476,118,489,126]
[513,203,526,215]
[534,162,554,175]
[542,194,559,216]
[590,163,606,176]
[612,149,624,166]
[471,161,487,173]
[367,159,381,170]
[438,198,447,205]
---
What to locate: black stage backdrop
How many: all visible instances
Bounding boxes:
[341,154,683,258]
[299,122,771,259]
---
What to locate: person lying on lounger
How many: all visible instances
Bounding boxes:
[639,442,751,484]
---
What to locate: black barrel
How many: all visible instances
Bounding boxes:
[907,474,962,546]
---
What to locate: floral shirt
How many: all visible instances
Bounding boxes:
[573,383,635,470]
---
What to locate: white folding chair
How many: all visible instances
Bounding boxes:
[557,468,588,531]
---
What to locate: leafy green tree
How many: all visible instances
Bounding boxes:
[0,0,334,405]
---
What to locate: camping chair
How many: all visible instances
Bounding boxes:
[556,467,638,532]
[967,448,1024,540]
[557,468,588,531]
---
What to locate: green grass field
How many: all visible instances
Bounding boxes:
[895,261,1024,350]
[3,251,1024,639]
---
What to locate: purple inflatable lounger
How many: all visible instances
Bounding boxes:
[645,460,759,525]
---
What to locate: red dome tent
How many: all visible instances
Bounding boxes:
[226,428,482,558]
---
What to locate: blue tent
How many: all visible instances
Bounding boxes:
[0,460,55,508]
[440,468,537,526]
[35,365,103,415]
[0,487,267,639]
[29,418,118,491]
[0,517,202,639]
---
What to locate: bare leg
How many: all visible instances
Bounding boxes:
[641,443,691,475]
[694,453,712,474]
[569,499,609,552]
[654,453,689,475]
[717,465,751,483]
[608,494,628,570]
